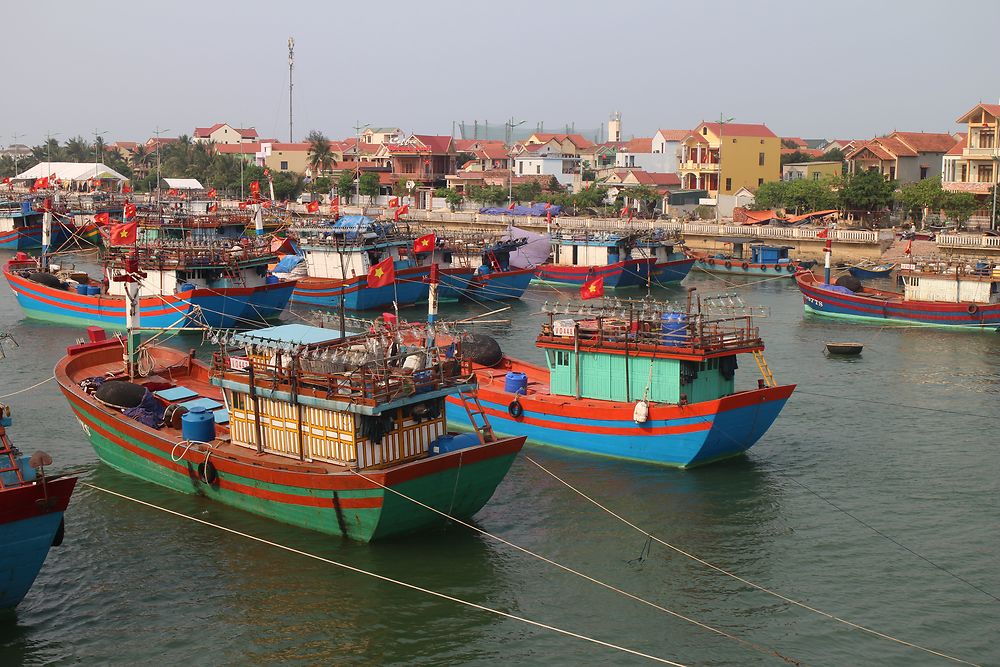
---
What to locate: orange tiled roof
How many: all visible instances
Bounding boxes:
[946,133,968,156]
[893,131,962,153]
[622,137,653,153]
[956,103,1000,124]
[699,122,777,138]
[656,129,689,142]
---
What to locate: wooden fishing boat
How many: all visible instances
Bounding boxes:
[1,400,77,609]
[687,243,815,277]
[795,259,1000,328]
[444,295,794,468]
[55,265,524,541]
[843,261,896,280]
[632,232,695,284]
[533,232,655,288]
[0,199,70,250]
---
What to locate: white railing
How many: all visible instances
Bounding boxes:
[678,223,890,243]
[937,234,1000,248]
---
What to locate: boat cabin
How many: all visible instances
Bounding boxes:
[899,262,1000,304]
[550,233,633,267]
[103,244,275,296]
[299,217,411,281]
[749,244,793,265]
[211,323,469,468]
[537,306,763,404]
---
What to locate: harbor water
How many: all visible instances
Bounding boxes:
[1,250,997,666]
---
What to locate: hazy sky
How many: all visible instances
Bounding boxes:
[6,0,998,147]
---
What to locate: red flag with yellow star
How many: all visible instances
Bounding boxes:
[109,222,138,246]
[580,275,604,300]
[367,256,395,288]
[413,233,436,254]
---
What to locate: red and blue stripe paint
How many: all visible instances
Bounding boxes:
[291,265,433,311]
[533,258,656,289]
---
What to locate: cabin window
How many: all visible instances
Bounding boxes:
[230,391,245,409]
[555,351,570,366]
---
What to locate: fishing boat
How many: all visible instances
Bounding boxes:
[409,235,478,301]
[795,258,1000,329]
[1,393,77,609]
[533,232,654,289]
[468,237,537,301]
[688,242,815,277]
[843,261,896,280]
[289,216,434,311]
[3,236,294,330]
[632,232,695,284]
[0,199,70,250]
[55,264,525,542]
[444,294,795,467]
[825,342,863,355]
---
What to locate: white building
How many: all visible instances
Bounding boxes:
[614,129,686,173]
[513,144,578,188]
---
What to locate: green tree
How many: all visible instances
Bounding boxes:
[311,176,331,194]
[784,177,839,213]
[839,170,895,217]
[752,181,788,209]
[434,188,463,211]
[467,184,507,206]
[358,171,380,202]
[780,150,816,166]
[573,185,608,210]
[306,130,332,174]
[942,191,979,229]
[821,148,845,162]
[272,171,305,201]
[624,185,661,217]
[336,171,355,200]
[511,180,542,202]
[896,177,946,222]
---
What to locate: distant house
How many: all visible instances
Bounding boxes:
[513,143,579,188]
[679,121,780,196]
[259,142,311,174]
[193,123,259,145]
[782,161,841,181]
[846,131,960,184]
[523,133,595,157]
[376,134,457,186]
[614,131,684,173]
[214,142,261,164]
[360,127,403,145]
[942,103,1000,200]
[606,169,681,213]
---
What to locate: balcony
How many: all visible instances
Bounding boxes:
[942,181,992,194]
[678,161,719,172]
[963,147,1000,158]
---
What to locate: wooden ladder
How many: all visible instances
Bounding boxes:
[457,391,495,444]
[752,350,777,388]
[0,426,25,489]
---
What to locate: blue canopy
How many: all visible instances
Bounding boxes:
[273,254,303,274]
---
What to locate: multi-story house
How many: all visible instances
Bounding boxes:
[846,131,959,184]
[512,143,579,188]
[678,122,780,196]
[360,127,403,145]
[376,134,456,186]
[942,103,1000,199]
[523,133,595,157]
[193,123,259,145]
[614,129,686,173]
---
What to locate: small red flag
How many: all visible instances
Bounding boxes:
[207,188,217,198]
[544,202,551,210]
[262,200,271,209]
[109,222,138,246]
[1,177,9,184]
[330,199,339,212]
[580,275,604,300]
[388,196,399,208]
[307,200,320,213]
[167,188,178,196]
[903,239,913,255]
[816,228,828,239]
[94,212,110,224]
[238,201,249,210]
[507,202,516,210]
[123,203,137,220]
[208,203,218,213]
[620,205,629,217]
[249,180,260,198]
[393,203,410,222]
[413,233,436,254]
[546,210,552,224]
[122,183,133,194]
[366,256,395,288]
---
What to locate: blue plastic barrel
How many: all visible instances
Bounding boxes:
[181,406,216,442]
[75,284,89,295]
[504,371,528,395]
[429,433,481,455]
[87,285,101,296]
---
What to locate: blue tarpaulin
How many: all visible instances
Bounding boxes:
[479,203,562,217]
[273,255,303,274]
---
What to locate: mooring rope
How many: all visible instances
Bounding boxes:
[524,456,980,667]
[81,481,686,666]
[0,375,55,399]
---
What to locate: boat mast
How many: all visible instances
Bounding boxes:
[426,262,439,348]
[41,208,52,271]
[113,255,146,380]
[823,229,832,283]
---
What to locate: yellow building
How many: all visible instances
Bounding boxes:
[782,161,842,181]
[942,103,999,197]
[261,142,311,174]
[679,122,780,196]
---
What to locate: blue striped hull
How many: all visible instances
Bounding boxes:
[652,258,695,284]
[472,269,534,301]
[0,513,65,609]
[533,260,654,289]
[291,276,431,311]
[0,223,70,251]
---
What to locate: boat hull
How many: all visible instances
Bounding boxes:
[533,258,654,288]
[0,223,70,251]
[4,263,294,330]
[290,266,431,311]
[651,258,695,284]
[847,266,893,280]
[445,360,794,468]
[437,267,477,301]
[795,271,1000,329]
[58,386,521,542]
[471,267,535,301]
[0,477,77,609]
[691,255,805,277]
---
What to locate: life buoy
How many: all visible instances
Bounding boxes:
[197,460,218,485]
[741,262,750,270]
[786,264,795,273]
[967,303,979,315]
[774,265,782,272]
[508,400,524,419]
[724,261,732,269]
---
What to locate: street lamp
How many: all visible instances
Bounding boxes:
[93,129,108,187]
[715,114,734,225]
[153,126,169,208]
[353,121,370,208]
[10,133,24,175]
[506,118,525,205]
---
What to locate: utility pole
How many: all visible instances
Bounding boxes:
[715,114,734,225]
[10,133,24,175]
[353,121,370,207]
[506,118,524,205]
[288,37,295,143]
[93,128,108,185]
[992,143,999,232]
[153,126,169,209]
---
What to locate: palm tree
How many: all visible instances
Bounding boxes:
[306,130,332,174]
[65,136,90,162]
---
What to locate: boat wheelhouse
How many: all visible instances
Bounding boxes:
[689,241,814,277]
[632,232,695,284]
[56,321,525,542]
[0,199,70,250]
[796,258,1000,328]
[445,295,794,467]
[533,232,654,288]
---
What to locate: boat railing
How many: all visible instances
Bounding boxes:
[541,314,761,353]
[105,242,276,270]
[210,345,471,407]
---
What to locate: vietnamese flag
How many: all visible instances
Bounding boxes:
[413,233,436,254]
[110,222,138,246]
[1,177,9,184]
[307,200,320,213]
[620,205,629,217]
[238,201,248,210]
[94,212,111,224]
[123,203,137,220]
[816,228,828,239]
[122,182,133,194]
[208,203,218,213]
[388,196,399,208]
[207,188,217,198]
[249,180,260,198]
[168,188,178,196]
[903,239,913,255]
[580,275,604,300]
[330,199,339,212]
[507,202,516,210]
[366,256,395,288]
[393,203,409,221]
